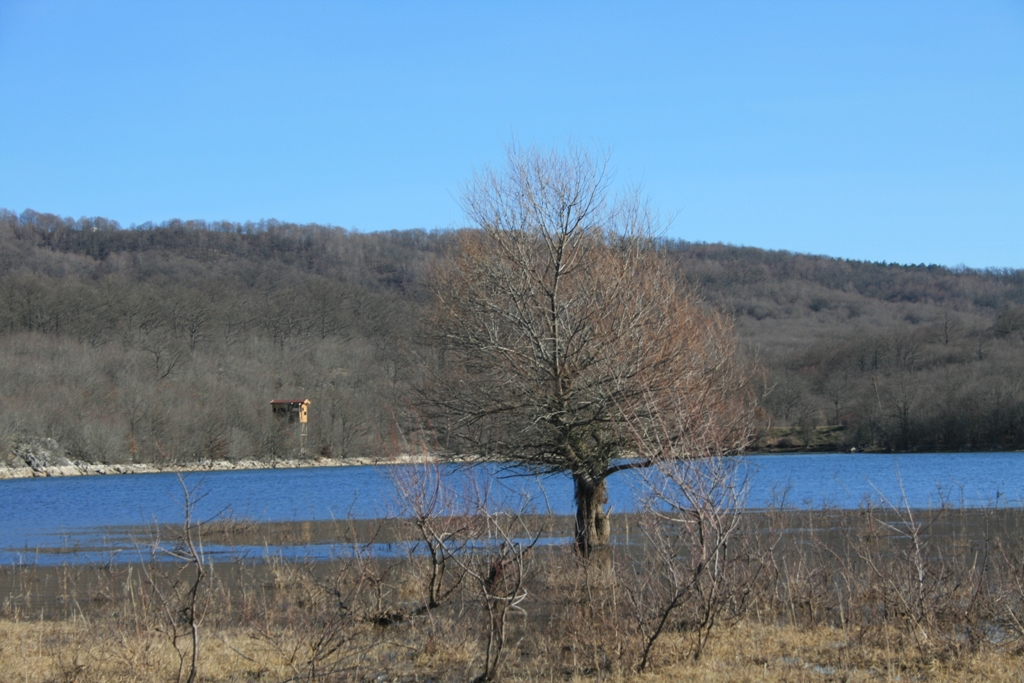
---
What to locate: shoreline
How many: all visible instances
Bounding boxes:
[0,454,440,481]
[3,449,1020,481]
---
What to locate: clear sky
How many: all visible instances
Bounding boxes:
[1,2,1021,268]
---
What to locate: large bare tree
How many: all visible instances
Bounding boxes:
[424,144,756,554]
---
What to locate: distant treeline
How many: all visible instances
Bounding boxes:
[0,208,1022,465]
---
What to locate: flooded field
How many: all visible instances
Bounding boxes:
[6,506,1024,621]
[6,503,1024,682]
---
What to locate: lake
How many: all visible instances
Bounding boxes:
[2,451,1022,564]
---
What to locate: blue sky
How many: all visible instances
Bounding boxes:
[1,1,1021,268]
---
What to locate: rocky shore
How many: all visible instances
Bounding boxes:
[0,437,435,480]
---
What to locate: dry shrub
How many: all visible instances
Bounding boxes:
[531,547,635,678]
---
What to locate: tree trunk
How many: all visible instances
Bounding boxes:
[573,474,611,555]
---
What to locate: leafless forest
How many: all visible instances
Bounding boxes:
[1,208,1022,466]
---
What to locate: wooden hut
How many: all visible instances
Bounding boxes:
[271,399,310,454]
[270,399,310,424]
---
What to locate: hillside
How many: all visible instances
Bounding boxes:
[1,208,1022,467]
[669,242,1024,451]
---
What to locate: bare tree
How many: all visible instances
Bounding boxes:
[388,461,481,612]
[141,476,210,683]
[423,144,755,555]
[448,500,537,682]
[630,457,759,669]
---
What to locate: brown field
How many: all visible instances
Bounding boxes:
[4,507,1024,682]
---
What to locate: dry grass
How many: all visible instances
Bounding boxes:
[641,622,1024,682]
[5,504,1024,682]
[3,618,1024,683]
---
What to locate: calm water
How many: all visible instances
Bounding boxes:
[1,452,1022,564]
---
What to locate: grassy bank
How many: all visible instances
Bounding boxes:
[4,504,1024,681]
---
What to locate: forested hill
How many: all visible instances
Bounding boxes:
[1,208,1022,466]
